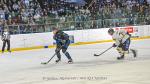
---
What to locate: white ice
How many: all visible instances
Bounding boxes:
[0,39,150,84]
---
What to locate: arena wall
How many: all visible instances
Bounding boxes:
[0,25,150,52]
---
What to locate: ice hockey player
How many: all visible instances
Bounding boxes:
[52,27,73,63]
[108,28,137,60]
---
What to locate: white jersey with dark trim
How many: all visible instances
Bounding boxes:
[1,31,11,40]
[112,30,130,46]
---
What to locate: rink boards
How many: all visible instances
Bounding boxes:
[0,25,150,52]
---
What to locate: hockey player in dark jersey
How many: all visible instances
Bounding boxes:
[52,27,73,63]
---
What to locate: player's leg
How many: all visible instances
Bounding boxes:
[130,49,137,57]
[117,38,131,60]
[62,40,73,63]
[116,47,125,60]
[55,46,61,63]
[2,40,6,53]
[62,48,73,63]
[6,40,11,52]
[122,38,130,53]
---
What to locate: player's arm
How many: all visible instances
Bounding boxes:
[60,32,70,48]
[53,34,62,48]
[112,38,121,47]
[1,32,4,41]
[61,32,69,40]
[119,30,130,44]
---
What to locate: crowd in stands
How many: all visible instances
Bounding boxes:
[0,0,150,33]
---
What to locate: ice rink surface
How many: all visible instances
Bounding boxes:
[0,39,150,84]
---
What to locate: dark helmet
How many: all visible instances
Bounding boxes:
[108,28,114,35]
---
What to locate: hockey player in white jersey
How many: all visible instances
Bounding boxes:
[108,28,137,60]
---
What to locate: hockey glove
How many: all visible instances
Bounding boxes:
[56,40,62,46]
[118,43,124,47]
[112,43,117,47]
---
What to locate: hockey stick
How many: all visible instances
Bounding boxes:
[41,46,62,65]
[94,46,113,56]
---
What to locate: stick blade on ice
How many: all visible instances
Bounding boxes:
[41,62,48,65]
[94,54,100,56]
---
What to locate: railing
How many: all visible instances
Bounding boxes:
[1,16,150,35]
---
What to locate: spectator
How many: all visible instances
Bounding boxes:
[0,7,5,20]
[13,3,19,12]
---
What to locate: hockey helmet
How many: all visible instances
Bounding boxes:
[108,28,114,35]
